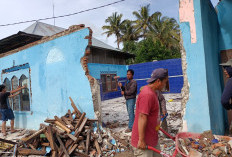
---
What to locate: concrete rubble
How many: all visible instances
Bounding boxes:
[178,130,232,157]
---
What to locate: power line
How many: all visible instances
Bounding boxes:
[0,0,126,27]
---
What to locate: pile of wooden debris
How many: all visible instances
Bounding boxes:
[0,97,130,157]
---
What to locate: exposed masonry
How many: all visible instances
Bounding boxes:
[0,24,102,120]
[180,33,190,131]
[81,26,102,122]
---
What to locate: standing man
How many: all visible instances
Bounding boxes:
[118,69,137,133]
[0,84,26,136]
[131,68,168,157]
[156,90,168,133]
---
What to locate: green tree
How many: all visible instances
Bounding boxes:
[120,20,140,44]
[102,12,125,49]
[148,12,180,54]
[133,5,152,38]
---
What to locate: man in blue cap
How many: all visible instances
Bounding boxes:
[131,68,168,157]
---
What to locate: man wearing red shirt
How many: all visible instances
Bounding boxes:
[131,68,168,157]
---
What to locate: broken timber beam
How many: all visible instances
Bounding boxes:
[18,148,46,156]
[74,117,88,137]
[21,128,45,143]
[74,112,86,130]
[69,97,82,116]
[55,121,71,133]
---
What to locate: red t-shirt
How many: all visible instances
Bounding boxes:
[131,85,160,147]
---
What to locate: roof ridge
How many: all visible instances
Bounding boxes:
[0,25,86,58]
[32,21,39,34]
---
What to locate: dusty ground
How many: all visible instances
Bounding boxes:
[101,94,183,156]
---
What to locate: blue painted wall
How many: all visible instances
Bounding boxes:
[201,0,225,135]
[0,28,95,130]
[180,0,225,134]
[88,63,127,100]
[129,59,183,94]
[216,0,232,50]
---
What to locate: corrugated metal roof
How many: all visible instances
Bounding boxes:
[22,22,121,52]
[23,22,65,36]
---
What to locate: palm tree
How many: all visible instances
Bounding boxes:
[102,12,125,49]
[148,12,180,51]
[120,20,140,43]
[133,5,152,38]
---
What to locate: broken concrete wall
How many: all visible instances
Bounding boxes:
[0,26,96,130]
[179,0,225,134]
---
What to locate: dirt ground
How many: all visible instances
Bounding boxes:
[101,93,183,156]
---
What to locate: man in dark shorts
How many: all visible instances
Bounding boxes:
[0,84,26,136]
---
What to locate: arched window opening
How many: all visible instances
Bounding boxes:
[19,75,30,111]
[11,76,20,111]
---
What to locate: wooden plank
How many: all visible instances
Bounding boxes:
[44,118,56,123]
[85,129,91,155]
[61,116,74,130]
[67,133,78,141]
[54,116,66,127]
[87,119,98,122]
[74,117,87,137]
[69,97,82,116]
[65,139,73,148]
[21,128,46,143]
[53,125,65,134]
[47,125,56,151]
[18,148,46,156]
[51,150,58,157]
[56,134,70,157]
[55,121,71,133]
[94,139,101,155]
[74,112,86,130]
[28,144,36,150]
[68,143,78,155]
[41,143,50,147]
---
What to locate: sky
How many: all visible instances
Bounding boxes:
[0,0,219,48]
